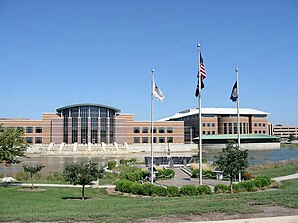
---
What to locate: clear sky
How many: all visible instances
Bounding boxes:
[0,0,297,125]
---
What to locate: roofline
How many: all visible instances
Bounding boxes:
[56,103,121,113]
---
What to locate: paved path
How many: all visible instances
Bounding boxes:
[272,173,298,181]
[184,215,298,223]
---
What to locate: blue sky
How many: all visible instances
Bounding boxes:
[0,0,297,125]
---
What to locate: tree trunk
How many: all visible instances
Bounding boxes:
[30,174,33,190]
[230,178,233,194]
[82,185,85,200]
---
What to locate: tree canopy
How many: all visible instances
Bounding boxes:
[23,164,45,189]
[215,141,249,193]
[63,161,102,199]
[0,125,28,166]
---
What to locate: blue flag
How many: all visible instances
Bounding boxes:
[230,81,238,102]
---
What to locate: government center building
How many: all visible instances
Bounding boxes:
[0,103,274,147]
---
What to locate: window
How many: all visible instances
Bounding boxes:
[259,123,262,127]
[159,127,165,133]
[212,123,215,127]
[255,131,258,134]
[263,123,266,127]
[159,137,165,143]
[254,123,257,127]
[142,127,148,133]
[224,123,227,134]
[259,131,262,134]
[202,123,206,127]
[133,127,140,133]
[26,127,33,133]
[167,137,173,143]
[153,137,157,143]
[207,131,210,135]
[134,137,140,143]
[203,131,206,134]
[150,128,156,133]
[263,130,266,134]
[35,127,42,133]
[212,131,215,134]
[167,127,173,133]
[26,137,33,143]
[35,137,42,143]
[234,123,237,134]
[229,123,233,134]
[142,137,148,143]
[207,123,210,127]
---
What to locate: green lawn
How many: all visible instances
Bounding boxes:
[251,162,298,178]
[1,179,298,222]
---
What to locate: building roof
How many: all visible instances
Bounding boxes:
[56,103,121,113]
[159,107,269,121]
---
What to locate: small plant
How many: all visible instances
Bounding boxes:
[23,164,45,189]
[140,183,155,196]
[153,186,167,196]
[180,185,198,196]
[253,175,272,188]
[130,182,142,194]
[197,185,211,195]
[214,184,229,193]
[167,186,180,197]
[108,160,116,170]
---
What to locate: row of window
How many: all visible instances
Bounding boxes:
[26,137,42,144]
[203,131,216,135]
[133,127,173,134]
[25,126,43,133]
[134,137,173,143]
[254,130,267,134]
[254,123,266,127]
[202,123,215,128]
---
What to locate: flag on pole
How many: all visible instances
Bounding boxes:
[153,81,165,102]
[230,81,238,102]
[195,53,206,97]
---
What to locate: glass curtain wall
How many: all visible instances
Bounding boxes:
[90,107,99,144]
[80,106,88,144]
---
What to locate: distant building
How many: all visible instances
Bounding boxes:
[160,107,270,143]
[269,125,298,140]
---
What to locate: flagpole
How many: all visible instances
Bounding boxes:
[151,68,155,184]
[236,67,241,182]
[197,43,203,185]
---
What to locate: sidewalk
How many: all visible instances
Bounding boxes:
[182,215,298,223]
[272,173,298,181]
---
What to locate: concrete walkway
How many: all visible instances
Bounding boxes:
[183,215,298,223]
[272,173,298,181]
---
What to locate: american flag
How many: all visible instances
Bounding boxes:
[195,53,206,97]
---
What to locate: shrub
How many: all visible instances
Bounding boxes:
[120,159,129,165]
[122,180,134,193]
[156,169,175,179]
[123,171,147,182]
[214,184,229,193]
[46,172,65,182]
[167,186,180,197]
[243,171,254,180]
[202,170,216,179]
[15,171,29,181]
[236,180,257,192]
[108,161,116,170]
[180,185,198,196]
[141,183,155,196]
[153,186,167,196]
[130,182,142,194]
[191,169,200,178]
[197,185,211,195]
[254,175,272,188]
[115,179,127,191]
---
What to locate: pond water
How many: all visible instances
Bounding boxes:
[1,147,298,176]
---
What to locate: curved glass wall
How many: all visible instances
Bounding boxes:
[57,104,119,144]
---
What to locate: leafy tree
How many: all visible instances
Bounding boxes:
[288,134,296,143]
[63,162,102,200]
[0,125,28,166]
[215,141,249,193]
[23,164,45,189]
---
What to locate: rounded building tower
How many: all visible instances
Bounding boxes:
[56,104,120,144]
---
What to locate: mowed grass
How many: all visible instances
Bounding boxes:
[250,162,298,178]
[1,180,298,223]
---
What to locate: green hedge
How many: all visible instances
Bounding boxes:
[108,161,116,170]
[197,185,211,195]
[191,169,216,179]
[167,186,180,197]
[156,169,175,179]
[254,175,272,188]
[214,184,229,193]
[180,185,198,196]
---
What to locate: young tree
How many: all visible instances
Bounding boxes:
[23,164,45,189]
[0,125,28,166]
[215,141,249,193]
[63,162,101,200]
[288,134,296,143]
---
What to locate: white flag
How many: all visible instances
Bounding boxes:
[153,82,165,102]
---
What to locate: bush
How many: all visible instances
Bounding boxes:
[108,161,116,170]
[236,180,257,192]
[15,171,29,181]
[191,169,200,178]
[254,175,272,188]
[214,184,229,193]
[46,172,65,182]
[197,185,211,195]
[140,183,155,196]
[115,179,134,193]
[202,170,216,179]
[115,179,126,191]
[153,186,167,196]
[156,169,175,179]
[130,182,142,194]
[123,171,147,182]
[180,185,198,196]
[167,186,180,197]
[243,171,254,180]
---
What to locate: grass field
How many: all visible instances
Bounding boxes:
[0,179,298,222]
[250,161,298,178]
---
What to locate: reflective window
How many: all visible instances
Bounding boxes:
[134,127,140,133]
[159,137,165,143]
[142,137,148,143]
[159,127,165,133]
[167,137,173,143]
[26,137,33,143]
[142,127,148,133]
[35,137,42,143]
[26,127,33,133]
[134,137,140,143]
[35,127,42,133]
[167,127,173,133]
